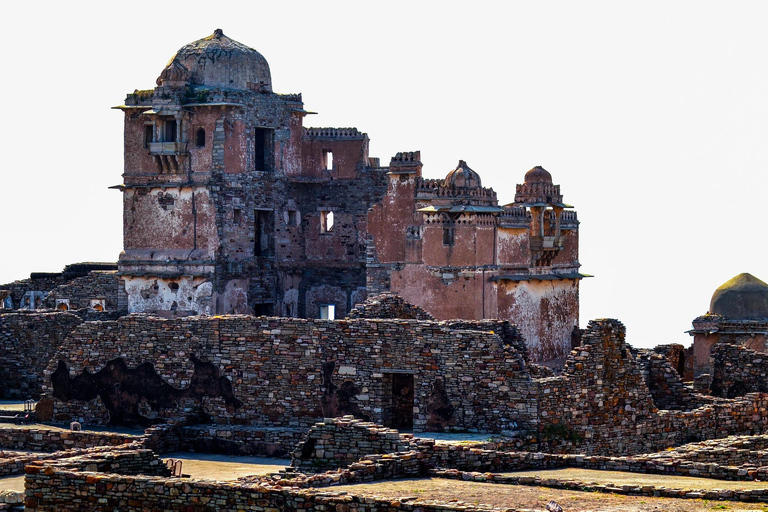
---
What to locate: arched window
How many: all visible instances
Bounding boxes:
[196,128,205,147]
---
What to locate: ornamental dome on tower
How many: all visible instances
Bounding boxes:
[710,273,768,320]
[524,165,553,184]
[157,29,272,92]
[444,160,482,188]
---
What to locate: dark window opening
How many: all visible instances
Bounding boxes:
[288,210,299,226]
[443,226,454,246]
[196,128,205,147]
[233,208,242,224]
[253,303,273,316]
[254,210,272,256]
[254,128,273,171]
[164,119,177,142]
[144,125,154,148]
[285,303,292,317]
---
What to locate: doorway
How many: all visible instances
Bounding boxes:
[383,373,414,430]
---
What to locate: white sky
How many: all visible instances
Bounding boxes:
[1,1,766,348]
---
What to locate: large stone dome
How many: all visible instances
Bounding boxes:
[157,29,272,92]
[710,273,768,320]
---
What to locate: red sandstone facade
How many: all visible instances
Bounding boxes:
[113,29,587,364]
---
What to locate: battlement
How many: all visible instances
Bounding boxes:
[303,127,367,140]
[416,177,498,201]
[390,151,422,165]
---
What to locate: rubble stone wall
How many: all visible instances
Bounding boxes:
[179,425,305,457]
[0,426,137,452]
[291,416,421,472]
[44,271,119,312]
[710,343,768,397]
[0,312,83,398]
[46,314,532,433]
[347,292,435,321]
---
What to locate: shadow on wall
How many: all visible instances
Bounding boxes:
[50,354,242,427]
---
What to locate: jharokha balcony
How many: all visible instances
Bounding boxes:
[149,141,188,155]
[149,142,188,174]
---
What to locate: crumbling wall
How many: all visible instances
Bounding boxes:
[0,312,83,399]
[291,416,420,472]
[536,319,656,452]
[46,315,532,432]
[634,348,710,411]
[710,344,768,398]
[347,292,435,320]
[496,278,580,366]
[45,271,119,311]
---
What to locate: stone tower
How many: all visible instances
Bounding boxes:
[114,29,386,317]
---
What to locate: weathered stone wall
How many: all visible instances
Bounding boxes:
[0,426,137,452]
[46,314,532,433]
[44,314,768,455]
[634,348,710,411]
[347,292,435,321]
[179,425,304,457]
[44,271,119,312]
[0,275,68,310]
[710,343,768,397]
[532,319,768,454]
[291,416,420,472]
[0,312,83,399]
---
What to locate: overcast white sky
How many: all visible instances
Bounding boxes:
[1,1,766,348]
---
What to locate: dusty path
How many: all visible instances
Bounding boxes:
[331,477,768,511]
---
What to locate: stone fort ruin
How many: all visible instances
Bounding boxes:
[2,28,768,512]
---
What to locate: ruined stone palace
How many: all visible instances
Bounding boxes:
[107,29,586,363]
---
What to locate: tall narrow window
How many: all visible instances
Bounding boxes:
[254,128,272,171]
[233,208,242,224]
[196,128,205,147]
[254,210,271,256]
[164,119,177,142]
[323,150,333,171]
[288,210,299,226]
[443,226,454,246]
[320,211,334,233]
[144,125,154,148]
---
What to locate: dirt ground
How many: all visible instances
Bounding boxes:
[163,453,289,480]
[331,477,768,512]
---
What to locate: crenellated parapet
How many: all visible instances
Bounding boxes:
[303,127,367,140]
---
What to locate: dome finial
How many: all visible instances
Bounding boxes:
[213,28,224,38]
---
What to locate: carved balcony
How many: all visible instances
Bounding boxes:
[149,142,189,155]
[530,236,565,251]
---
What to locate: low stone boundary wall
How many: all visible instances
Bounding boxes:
[0,427,137,452]
[179,425,305,456]
[25,466,515,512]
[292,417,423,472]
[431,468,768,502]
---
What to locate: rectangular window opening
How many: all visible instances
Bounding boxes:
[144,125,154,148]
[288,210,299,226]
[254,128,273,171]
[233,209,242,225]
[164,119,177,143]
[254,210,272,256]
[320,210,334,233]
[443,226,454,246]
[323,150,333,171]
[319,304,336,320]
